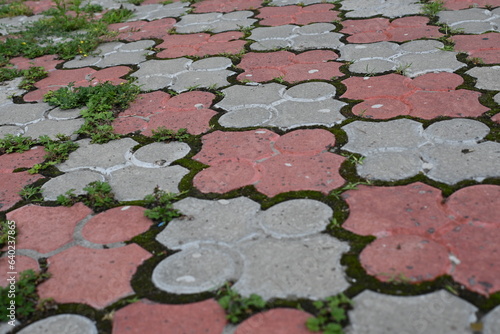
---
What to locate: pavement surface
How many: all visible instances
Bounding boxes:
[0,0,500,333]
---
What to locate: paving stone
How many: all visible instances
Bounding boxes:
[16,314,97,334]
[249,23,344,51]
[234,234,349,300]
[256,4,339,26]
[234,309,316,334]
[0,15,43,35]
[0,322,13,334]
[438,7,500,34]
[270,0,327,5]
[38,244,151,308]
[466,66,500,90]
[341,0,422,18]
[23,118,83,140]
[47,106,83,120]
[113,91,216,135]
[0,255,39,288]
[6,203,92,254]
[483,305,500,334]
[339,40,465,77]
[109,165,189,201]
[63,40,155,68]
[346,290,478,334]
[341,17,443,43]
[216,82,346,129]
[452,32,500,64]
[152,244,242,294]
[0,146,45,173]
[128,2,189,21]
[82,206,152,244]
[441,0,500,10]
[41,170,105,201]
[131,57,235,92]
[9,54,63,72]
[446,184,500,223]
[237,50,343,83]
[0,78,25,108]
[175,11,257,33]
[157,31,245,58]
[112,299,227,334]
[341,73,488,119]
[24,0,55,14]
[193,129,346,196]
[107,18,176,41]
[193,0,263,13]
[0,103,50,126]
[131,142,191,167]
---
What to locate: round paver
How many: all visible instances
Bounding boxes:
[424,119,490,144]
[41,170,105,201]
[446,184,500,224]
[17,314,97,334]
[484,305,500,334]
[131,142,191,168]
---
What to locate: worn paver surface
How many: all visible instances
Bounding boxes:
[0,0,499,333]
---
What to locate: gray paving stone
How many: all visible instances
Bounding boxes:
[346,290,477,334]
[128,2,189,21]
[0,15,43,35]
[466,66,500,91]
[357,150,423,181]
[23,118,83,140]
[0,103,48,126]
[0,78,25,107]
[0,323,12,334]
[339,40,465,77]
[438,8,500,34]
[0,125,22,138]
[89,0,134,10]
[270,0,324,5]
[249,24,344,51]
[152,244,242,294]
[341,0,422,18]
[47,107,84,120]
[494,93,500,106]
[16,314,97,334]
[175,11,256,34]
[233,234,349,300]
[216,82,346,129]
[109,165,189,201]
[484,305,500,334]
[131,142,191,168]
[41,170,106,201]
[423,118,490,144]
[63,40,155,68]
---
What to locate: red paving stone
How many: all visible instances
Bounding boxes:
[82,206,152,244]
[237,50,343,83]
[234,309,316,334]
[23,66,131,102]
[192,0,262,13]
[6,203,92,253]
[446,184,500,224]
[24,0,55,14]
[441,0,500,9]
[38,244,151,308]
[0,255,39,288]
[9,55,64,72]
[107,19,176,42]
[112,299,227,334]
[341,73,488,119]
[193,129,346,196]
[113,91,217,135]
[256,4,339,26]
[493,112,500,123]
[341,16,443,43]
[452,33,500,64]
[0,147,46,173]
[156,31,245,58]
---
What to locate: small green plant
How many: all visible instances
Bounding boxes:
[330,181,371,200]
[438,45,454,51]
[0,134,35,154]
[468,56,484,65]
[306,294,352,334]
[395,62,412,75]
[56,188,79,206]
[273,75,285,83]
[101,8,134,24]
[0,220,14,248]
[143,187,183,223]
[217,283,266,324]
[82,181,116,211]
[340,153,365,165]
[151,127,190,142]
[19,185,43,202]
[28,134,79,173]
[421,0,445,16]
[0,1,34,18]
[378,272,413,284]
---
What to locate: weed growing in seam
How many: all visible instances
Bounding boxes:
[306,294,352,334]
[0,66,48,90]
[151,127,191,142]
[216,283,266,324]
[420,0,445,16]
[57,181,116,211]
[143,187,183,223]
[0,1,33,18]
[0,220,15,248]
[0,134,36,154]
[19,185,43,202]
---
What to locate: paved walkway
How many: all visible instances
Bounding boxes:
[1,0,500,333]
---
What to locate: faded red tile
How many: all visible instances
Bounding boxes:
[341,73,488,119]
[112,299,227,333]
[192,0,262,13]
[157,31,245,58]
[0,173,43,211]
[235,309,316,334]
[257,4,339,26]
[193,129,345,197]
[452,33,500,64]
[113,91,217,135]
[237,50,342,83]
[9,55,63,72]
[82,206,152,244]
[342,16,442,43]
[6,203,92,253]
[446,184,500,225]
[0,255,39,288]
[0,147,46,173]
[440,0,500,10]
[108,19,176,42]
[24,0,55,14]
[38,244,151,308]
[492,112,500,123]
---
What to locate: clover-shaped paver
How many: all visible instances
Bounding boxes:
[441,0,500,9]
[341,72,488,119]
[63,40,155,68]
[216,82,346,129]
[193,128,346,196]
[438,7,500,34]
[466,65,500,91]
[23,66,131,102]
[174,11,257,33]
[342,182,500,295]
[192,0,263,13]
[153,196,349,300]
[107,18,176,42]
[113,90,216,135]
[236,50,343,83]
[343,118,500,184]
[452,32,500,64]
[341,0,422,18]
[41,138,190,201]
[341,16,443,43]
[339,40,465,77]
[130,57,235,92]
[156,31,245,58]
[127,2,189,21]
[256,4,340,26]
[249,23,344,51]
